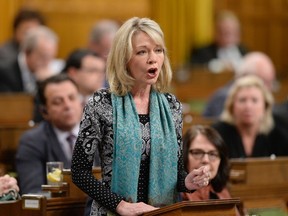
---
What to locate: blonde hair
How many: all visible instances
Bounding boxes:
[106,17,173,96]
[220,75,274,134]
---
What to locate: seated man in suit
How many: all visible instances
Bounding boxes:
[189,10,248,73]
[0,25,60,123]
[0,25,58,94]
[15,74,83,194]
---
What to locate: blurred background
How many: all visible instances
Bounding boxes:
[0,0,287,76]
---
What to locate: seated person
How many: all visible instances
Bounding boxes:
[15,74,83,194]
[181,125,230,201]
[62,48,106,106]
[0,8,45,63]
[87,19,119,61]
[0,25,58,94]
[212,75,288,158]
[189,10,248,73]
[203,51,276,119]
[0,174,19,198]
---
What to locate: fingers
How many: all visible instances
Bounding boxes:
[0,175,19,194]
[191,165,211,187]
[116,200,158,216]
[136,211,142,216]
[192,175,209,187]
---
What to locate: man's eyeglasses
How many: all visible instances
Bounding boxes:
[189,149,220,161]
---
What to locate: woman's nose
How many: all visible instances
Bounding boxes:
[147,52,156,64]
[201,154,210,163]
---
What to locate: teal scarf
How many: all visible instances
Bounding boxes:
[111,90,178,207]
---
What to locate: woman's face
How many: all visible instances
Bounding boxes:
[127,31,164,90]
[232,86,265,127]
[188,134,221,180]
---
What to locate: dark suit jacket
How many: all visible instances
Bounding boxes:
[0,58,24,92]
[273,100,288,126]
[202,81,234,118]
[0,39,19,63]
[16,121,71,194]
[189,42,248,66]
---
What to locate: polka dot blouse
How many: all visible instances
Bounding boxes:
[71,89,188,216]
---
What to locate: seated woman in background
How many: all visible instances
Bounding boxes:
[181,125,230,201]
[212,75,288,158]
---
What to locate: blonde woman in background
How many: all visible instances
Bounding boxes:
[212,75,288,158]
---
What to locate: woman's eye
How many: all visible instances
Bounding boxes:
[137,50,146,55]
[155,48,163,53]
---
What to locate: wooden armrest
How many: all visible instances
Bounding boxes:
[41,183,69,197]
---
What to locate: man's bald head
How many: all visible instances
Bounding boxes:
[236,52,276,91]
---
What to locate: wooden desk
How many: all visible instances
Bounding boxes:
[228,157,288,214]
[143,199,241,216]
[0,198,241,216]
[0,200,22,216]
[21,195,86,216]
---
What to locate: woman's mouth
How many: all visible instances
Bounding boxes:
[148,68,157,75]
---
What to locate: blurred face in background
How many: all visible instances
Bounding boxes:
[15,19,41,44]
[232,86,265,127]
[44,80,82,131]
[187,133,220,181]
[216,18,240,48]
[68,55,106,97]
[26,37,58,73]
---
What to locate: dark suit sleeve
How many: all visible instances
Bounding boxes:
[189,43,218,65]
[16,131,47,194]
[0,66,14,92]
[0,61,23,92]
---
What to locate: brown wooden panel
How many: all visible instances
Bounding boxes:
[0,94,34,172]
[21,195,86,216]
[0,93,34,125]
[172,68,233,103]
[0,200,22,216]
[228,157,288,213]
[0,0,23,43]
[1,0,288,79]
